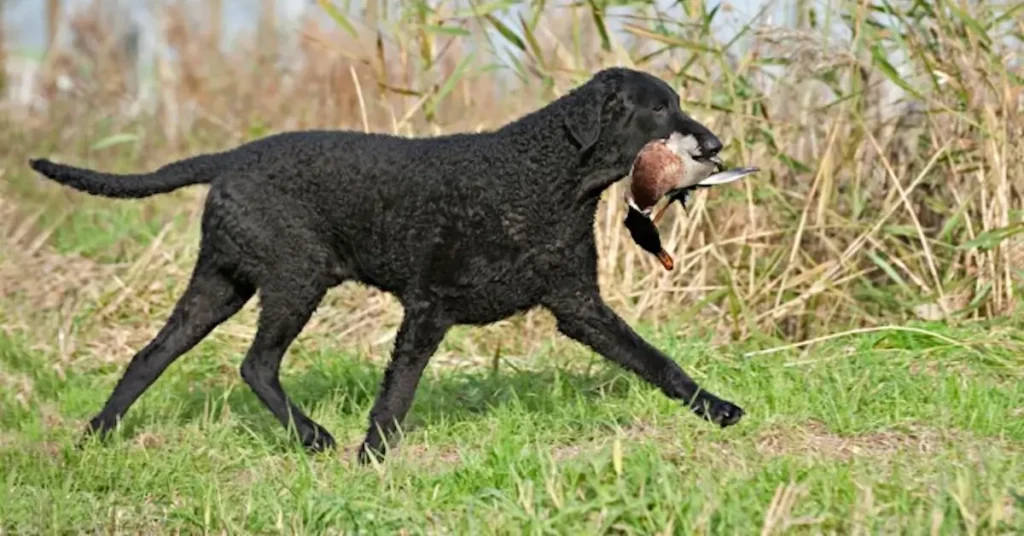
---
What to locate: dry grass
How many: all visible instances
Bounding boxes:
[1,0,1022,362]
[2,7,1022,533]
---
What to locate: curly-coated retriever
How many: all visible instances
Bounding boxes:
[28,67,743,463]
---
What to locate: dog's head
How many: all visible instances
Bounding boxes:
[564,68,723,170]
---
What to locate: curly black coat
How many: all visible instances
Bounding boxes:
[28,67,743,463]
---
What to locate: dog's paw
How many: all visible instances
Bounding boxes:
[76,417,117,448]
[356,443,385,465]
[302,427,337,453]
[690,394,744,428]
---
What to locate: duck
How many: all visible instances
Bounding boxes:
[622,133,720,271]
[622,133,758,270]
[623,132,723,220]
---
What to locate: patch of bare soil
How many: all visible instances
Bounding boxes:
[754,420,1010,461]
[538,419,1023,470]
[391,442,464,467]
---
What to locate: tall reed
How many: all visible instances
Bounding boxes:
[2,0,1021,346]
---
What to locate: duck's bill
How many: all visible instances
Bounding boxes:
[656,250,675,271]
[697,166,760,186]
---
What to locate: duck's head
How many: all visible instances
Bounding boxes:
[624,205,674,271]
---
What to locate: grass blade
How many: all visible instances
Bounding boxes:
[585,0,611,52]
[317,0,358,38]
[484,14,526,53]
[424,50,477,120]
[90,133,139,151]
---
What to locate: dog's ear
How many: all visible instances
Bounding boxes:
[564,89,605,154]
[564,73,620,156]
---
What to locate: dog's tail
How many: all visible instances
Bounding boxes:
[28,150,234,199]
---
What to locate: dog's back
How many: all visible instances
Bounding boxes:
[110,128,561,312]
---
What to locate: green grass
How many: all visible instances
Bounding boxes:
[2,321,1022,534]
[1,1,1021,531]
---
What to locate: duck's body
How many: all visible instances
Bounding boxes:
[624,132,720,217]
[625,137,686,215]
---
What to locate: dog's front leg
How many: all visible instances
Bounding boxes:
[544,289,744,426]
[358,302,451,464]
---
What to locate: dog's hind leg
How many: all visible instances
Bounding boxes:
[239,282,334,452]
[357,302,451,464]
[84,251,255,439]
[544,288,744,427]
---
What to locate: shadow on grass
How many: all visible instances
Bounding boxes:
[0,329,662,450]
[117,354,643,450]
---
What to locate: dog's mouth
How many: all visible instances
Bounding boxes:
[660,132,725,173]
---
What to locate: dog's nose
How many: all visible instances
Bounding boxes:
[700,134,723,156]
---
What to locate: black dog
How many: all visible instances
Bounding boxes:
[28,67,743,463]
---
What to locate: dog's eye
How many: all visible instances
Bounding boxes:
[652,104,665,112]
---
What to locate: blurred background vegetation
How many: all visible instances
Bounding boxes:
[0,0,1021,367]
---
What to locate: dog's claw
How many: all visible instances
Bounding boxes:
[76,417,116,448]
[690,395,744,427]
[302,428,337,453]
[356,443,384,465]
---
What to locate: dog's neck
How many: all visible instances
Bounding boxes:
[497,96,580,164]
[497,85,629,206]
